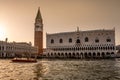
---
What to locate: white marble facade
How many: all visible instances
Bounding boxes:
[44,28,116,58]
[0,39,38,58]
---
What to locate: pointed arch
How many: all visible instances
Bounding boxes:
[85,37,89,42]
[95,39,99,43]
[69,38,72,43]
[106,37,111,42]
[76,39,80,43]
[59,38,63,43]
[51,39,54,44]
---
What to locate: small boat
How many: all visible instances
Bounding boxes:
[12,58,37,63]
[12,48,38,63]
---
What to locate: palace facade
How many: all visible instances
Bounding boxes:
[43,28,116,58]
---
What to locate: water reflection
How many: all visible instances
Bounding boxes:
[0,59,36,80]
[0,59,120,80]
[34,61,49,80]
[36,59,120,80]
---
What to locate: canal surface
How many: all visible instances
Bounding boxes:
[0,59,120,80]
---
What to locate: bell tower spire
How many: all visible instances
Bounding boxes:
[36,7,42,20]
[34,7,43,54]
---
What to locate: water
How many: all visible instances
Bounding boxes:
[0,59,120,80]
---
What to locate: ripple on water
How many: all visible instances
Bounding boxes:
[1,59,120,80]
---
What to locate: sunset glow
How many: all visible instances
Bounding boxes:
[0,24,6,40]
[0,0,120,46]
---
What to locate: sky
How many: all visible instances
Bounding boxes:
[0,0,120,48]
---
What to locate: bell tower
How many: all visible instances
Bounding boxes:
[34,7,43,54]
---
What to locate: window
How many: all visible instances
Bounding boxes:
[73,53,75,56]
[2,46,4,50]
[48,53,50,56]
[58,53,60,56]
[106,38,111,42]
[59,39,63,43]
[69,38,72,43]
[97,52,100,56]
[69,53,71,56]
[51,39,54,44]
[65,53,67,56]
[88,52,91,56]
[77,53,79,56]
[76,39,80,43]
[51,53,53,56]
[36,26,39,28]
[95,39,99,43]
[85,37,89,42]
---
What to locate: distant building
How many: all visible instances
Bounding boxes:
[116,45,120,50]
[34,7,43,54]
[0,39,38,58]
[116,45,120,57]
[44,28,116,58]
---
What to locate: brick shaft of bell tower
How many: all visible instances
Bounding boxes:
[34,31,43,54]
